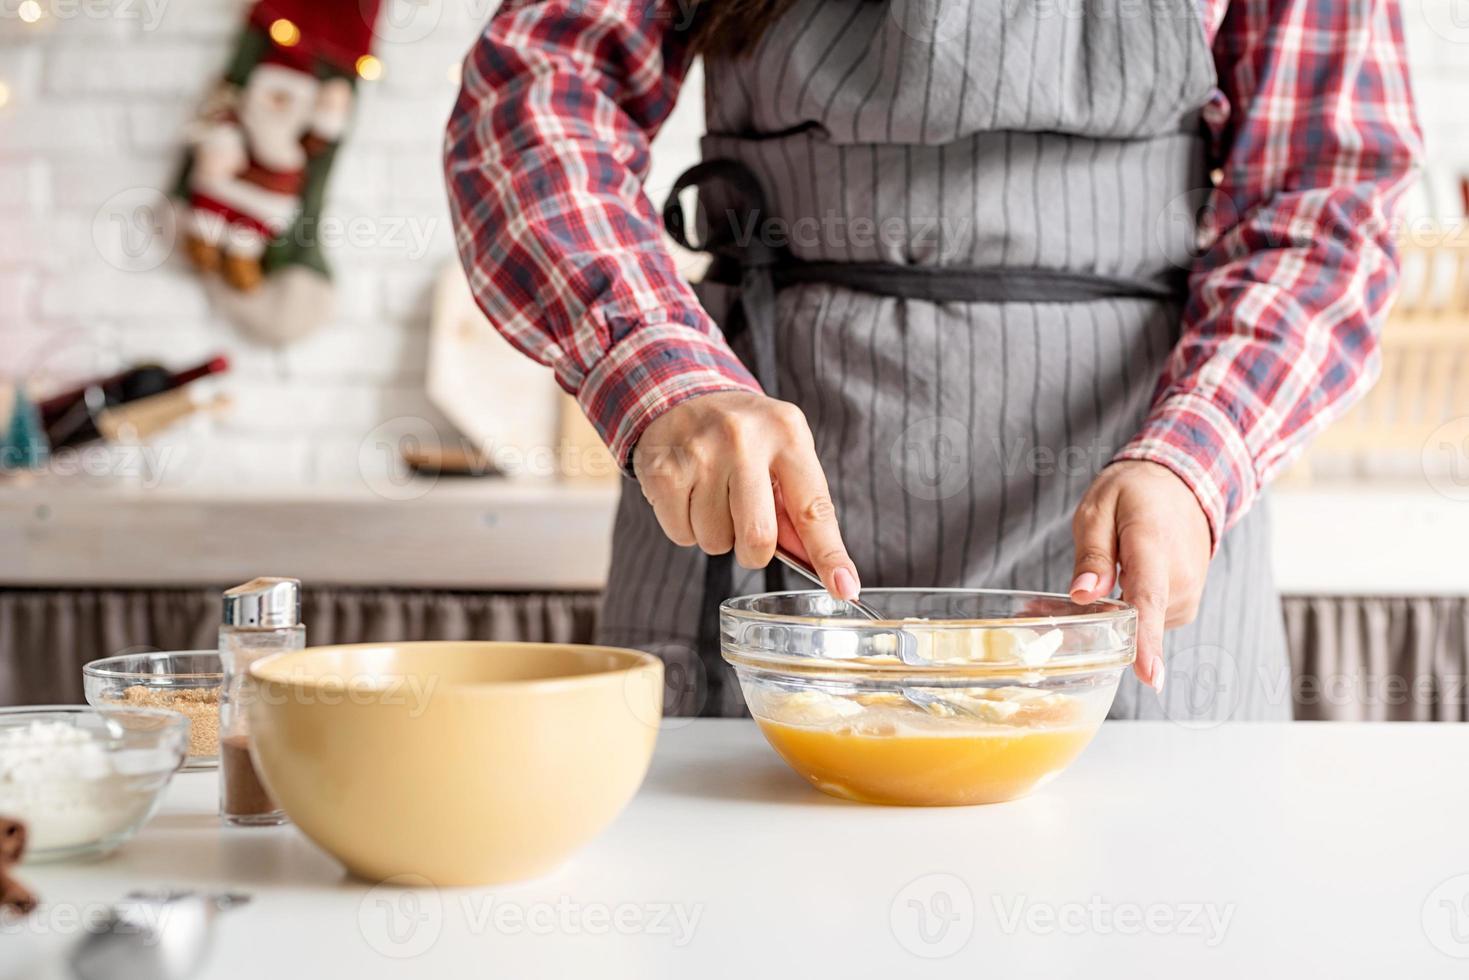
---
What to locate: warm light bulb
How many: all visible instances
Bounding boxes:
[17,0,43,23]
[446,62,462,86]
[355,55,382,81]
[0,82,10,110]
[268,18,300,47]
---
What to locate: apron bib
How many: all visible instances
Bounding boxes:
[596,0,1291,721]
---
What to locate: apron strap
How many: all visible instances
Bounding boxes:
[663,159,787,386]
[705,257,1188,304]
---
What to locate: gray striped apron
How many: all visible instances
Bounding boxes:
[596,0,1291,722]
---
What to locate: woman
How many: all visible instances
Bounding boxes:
[445,0,1420,719]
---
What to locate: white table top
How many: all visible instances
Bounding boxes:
[9,719,1469,978]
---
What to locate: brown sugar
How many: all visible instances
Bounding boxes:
[115,686,220,759]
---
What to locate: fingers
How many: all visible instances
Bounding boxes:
[637,445,696,548]
[728,465,778,569]
[1069,496,1118,604]
[772,443,859,601]
[689,465,735,556]
[1118,523,1168,693]
[632,392,860,603]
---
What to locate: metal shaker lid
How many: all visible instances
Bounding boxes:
[222,577,301,629]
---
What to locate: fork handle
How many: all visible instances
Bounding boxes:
[772,547,883,621]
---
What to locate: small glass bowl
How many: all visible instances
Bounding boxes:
[83,651,223,771]
[721,589,1136,806]
[0,706,188,862]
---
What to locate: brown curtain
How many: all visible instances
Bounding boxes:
[1283,595,1469,721]
[4,588,1467,720]
[0,587,599,706]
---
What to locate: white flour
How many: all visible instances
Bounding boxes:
[0,720,164,853]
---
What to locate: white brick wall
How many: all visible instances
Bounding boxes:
[0,0,1463,489]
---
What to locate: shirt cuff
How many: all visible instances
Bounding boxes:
[1112,391,1258,553]
[577,321,762,471]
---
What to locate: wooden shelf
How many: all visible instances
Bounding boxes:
[2,479,1463,596]
[0,479,620,590]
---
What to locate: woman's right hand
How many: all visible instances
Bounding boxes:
[631,391,861,601]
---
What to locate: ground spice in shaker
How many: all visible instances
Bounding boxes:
[218,577,303,827]
[220,735,278,818]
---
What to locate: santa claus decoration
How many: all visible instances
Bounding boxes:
[175,0,382,345]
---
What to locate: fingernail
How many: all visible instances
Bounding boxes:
[833,567,860,601]
[1150,660,1166,695]
[1069,571,1098,598]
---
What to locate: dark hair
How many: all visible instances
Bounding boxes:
[685,0,802,58]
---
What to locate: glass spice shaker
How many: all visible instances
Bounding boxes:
[218,577,303,826]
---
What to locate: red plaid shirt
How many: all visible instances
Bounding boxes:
[444,0,1422,545]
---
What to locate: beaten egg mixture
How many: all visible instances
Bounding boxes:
[749,625,1108,805]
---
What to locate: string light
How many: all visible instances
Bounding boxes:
[0,82,10,110]
[268,18,300,47]
[446,62,462,86]
[355,55,382,81]
[17,1,43,23]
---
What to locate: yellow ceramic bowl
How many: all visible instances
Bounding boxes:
[247,641,663,886]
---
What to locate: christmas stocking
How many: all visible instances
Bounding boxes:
[175,0,382,345]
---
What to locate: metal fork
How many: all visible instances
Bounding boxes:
[770,547,979,718]
[772,546,887,623]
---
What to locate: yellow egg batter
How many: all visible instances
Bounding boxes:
[749,687,1104,806]
[756,719,1097,805]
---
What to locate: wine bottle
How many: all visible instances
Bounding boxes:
[40,355,230,450]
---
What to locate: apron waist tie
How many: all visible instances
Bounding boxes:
[661,159,1185,715]
[702,256,1187,305]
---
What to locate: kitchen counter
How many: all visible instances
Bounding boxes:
[1,480,1465,595]
[10,720,1469,978]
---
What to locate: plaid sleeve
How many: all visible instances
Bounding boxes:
[1114,0,1423,547]
[443,0,760,470]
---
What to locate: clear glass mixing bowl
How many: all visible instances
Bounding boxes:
[0,706,188,861]
[721,589,1136,806]
[83,651,224,771]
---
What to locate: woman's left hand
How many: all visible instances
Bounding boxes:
[1067,460,1212,693]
